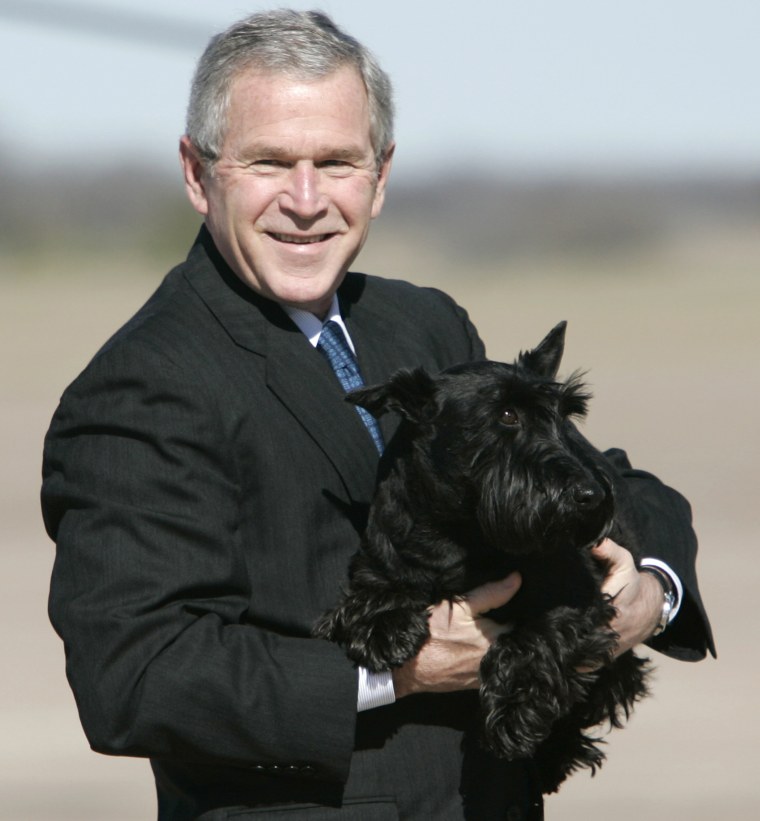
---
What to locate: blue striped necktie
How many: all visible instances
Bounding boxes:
[317,320,384,454]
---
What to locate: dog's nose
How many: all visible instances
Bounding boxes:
[572,480,605,509]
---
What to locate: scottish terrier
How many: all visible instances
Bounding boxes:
[314,322,650,793]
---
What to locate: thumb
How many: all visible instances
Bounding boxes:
[591,537,614,559]
[592,538,627,571]
[465,572,522,616]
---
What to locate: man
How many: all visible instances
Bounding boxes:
[42,10,714,820]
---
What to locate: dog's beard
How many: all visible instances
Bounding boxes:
[475,450,614,555]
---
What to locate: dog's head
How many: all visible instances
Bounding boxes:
[349,322,614,555]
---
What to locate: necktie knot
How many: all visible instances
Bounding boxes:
[317,320,384,454]
[317,321,363,389]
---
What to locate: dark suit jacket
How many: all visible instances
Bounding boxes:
[42,228,713,821]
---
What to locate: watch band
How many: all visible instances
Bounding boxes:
[641,564,676,637]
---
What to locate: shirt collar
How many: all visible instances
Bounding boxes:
[283,294,355,353]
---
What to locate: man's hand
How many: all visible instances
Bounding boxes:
[392,573,521,699]
[592,538,664,655]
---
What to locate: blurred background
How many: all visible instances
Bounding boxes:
[1,1,757,818]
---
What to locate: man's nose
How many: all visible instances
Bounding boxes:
[279,162,329,219]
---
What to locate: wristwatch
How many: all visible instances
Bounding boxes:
[641,564,677,637]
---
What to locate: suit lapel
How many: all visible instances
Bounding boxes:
[265,328,380,499]
[183,229,380,502]
[340,278,414,445]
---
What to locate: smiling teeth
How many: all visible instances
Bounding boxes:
[270,233,329,244]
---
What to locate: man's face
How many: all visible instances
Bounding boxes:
[181,66,393,318]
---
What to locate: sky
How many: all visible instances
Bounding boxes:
[1,0,758,180]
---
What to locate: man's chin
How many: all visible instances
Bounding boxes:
[272,277,346,318]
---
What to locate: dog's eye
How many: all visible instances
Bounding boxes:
[501,408,519,426]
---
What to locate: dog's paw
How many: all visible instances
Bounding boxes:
[580,650,651,729]
[479,640,562,758]
[479,614,607,758]
[314,597,430,672]
[534,720,608,794]
[355,605,430,670]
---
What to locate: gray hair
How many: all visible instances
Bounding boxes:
[186,9,394,168]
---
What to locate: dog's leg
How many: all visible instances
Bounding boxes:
[532,709,607,794]
[313,582,432,672]
[479,605,617,760]
[532,649,651,793]
[577,649,651,729]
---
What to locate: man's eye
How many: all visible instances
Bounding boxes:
[501,409,519,426]
[319,160,354,176]
[250,159,287,172]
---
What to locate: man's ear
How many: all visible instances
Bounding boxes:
[370,142,395,220]
[517,321,567,379]
[347,367,436,424]
[179,135,210,217]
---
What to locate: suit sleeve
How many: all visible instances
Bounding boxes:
[42,340,358,781]
[602,448,715,661]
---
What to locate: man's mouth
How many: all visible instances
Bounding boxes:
[268,232,334,244]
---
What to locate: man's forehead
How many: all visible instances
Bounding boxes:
[221,65,374,152]
[230,63,367,100]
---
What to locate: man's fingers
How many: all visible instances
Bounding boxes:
[464,572,522,616]
[591,537,619,563]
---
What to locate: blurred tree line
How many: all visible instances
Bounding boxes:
[0,152,757,278]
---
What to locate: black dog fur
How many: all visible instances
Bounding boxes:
[314,322,650,793]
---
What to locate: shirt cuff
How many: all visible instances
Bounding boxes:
[640,557,683,623]
[357,667,396,712]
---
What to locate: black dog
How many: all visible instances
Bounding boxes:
[314,322,650,793]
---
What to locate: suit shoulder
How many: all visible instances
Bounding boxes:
[98,267,196,351]
[349,271,452,305]
[345,272,474,328]
[343,272,486,364]
[62,265,217,396]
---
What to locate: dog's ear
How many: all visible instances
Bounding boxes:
[347,367,437,424]
[518,321,567,379]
